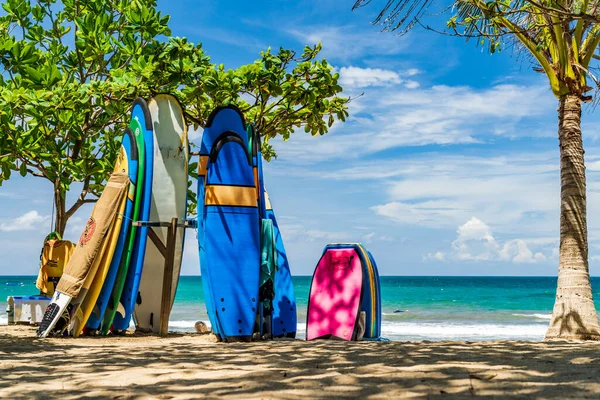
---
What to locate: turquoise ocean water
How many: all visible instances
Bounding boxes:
[3,276,600,341]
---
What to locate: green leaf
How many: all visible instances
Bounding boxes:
[0,1,349,234]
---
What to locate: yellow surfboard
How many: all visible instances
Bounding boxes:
[70,149,129,337]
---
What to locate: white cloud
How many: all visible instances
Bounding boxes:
[358,152,560,235]
[188,125,203,142]
[449,217,550,263]
[287,25,409,61]
[403,68,421,76]
[272,82,553,164]
[0,211,49,232]
[181,231,200,275]
[270,148,566,238]
[452,217,499,261]
[404,80,420,89]
[372,200,463,226]
[424,251,445,261]
[362,232,376,242]
[337,66,402,88]
[378,84,550,120]
[361,232,394,243]
[183,25,266,51]
[278,222,351,243]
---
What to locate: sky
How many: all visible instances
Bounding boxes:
[2,0,600,276]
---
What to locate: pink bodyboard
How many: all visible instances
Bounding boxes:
[306,248,363,341]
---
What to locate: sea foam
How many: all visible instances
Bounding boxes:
[511,313,552,320]
[381,322,546,340]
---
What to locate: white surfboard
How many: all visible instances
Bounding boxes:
[134,94,188,333]
[36,291,72,338]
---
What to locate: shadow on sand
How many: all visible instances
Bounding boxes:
[1,325,600,399]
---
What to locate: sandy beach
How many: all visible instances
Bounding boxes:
[1,325,600,399]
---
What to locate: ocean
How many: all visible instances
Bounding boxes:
[3,275,598,341]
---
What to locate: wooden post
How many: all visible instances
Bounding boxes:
[159,217,178,337]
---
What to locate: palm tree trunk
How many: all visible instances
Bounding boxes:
[546,94,600,340]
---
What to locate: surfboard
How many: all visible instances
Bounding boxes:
[36,290,72,337]
[362,249,382,339]
[37,174,129,338]
[247,124,297,338]
[100,98,150,335]
[70,183,127,337]
[264,192,297,338]
[198,106,253,338]
[134,94,188,333]
[198,105,260,341]
[86,128,138,333]
[306,247,364,341]
[112,98,154,333]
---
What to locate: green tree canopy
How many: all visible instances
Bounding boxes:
[0,0,349,235]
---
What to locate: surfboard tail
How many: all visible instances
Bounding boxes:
[37,291,72,338]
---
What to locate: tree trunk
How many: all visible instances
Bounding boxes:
[546,95,600,340]
[53,183,67,237]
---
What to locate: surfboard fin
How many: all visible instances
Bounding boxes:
[37,303,60,337]
[116,302,126,317]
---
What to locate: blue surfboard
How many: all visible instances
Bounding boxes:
[198,106,252,336]
[264,195,297,338]
[112,98,154,332]
[198,105,260,341]
[86,128,138,331]
[250,124,271,337]
[249,125,297,338]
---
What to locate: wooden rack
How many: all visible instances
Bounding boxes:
[133,218,197,336]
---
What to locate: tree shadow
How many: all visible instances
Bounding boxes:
[2,326,600,399]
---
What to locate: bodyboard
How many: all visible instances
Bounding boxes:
[135,94,188,333]
[306,247,363,341]
[344,244,382,340]
[365,250,382,339]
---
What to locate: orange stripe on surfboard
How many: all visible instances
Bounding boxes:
[205,185,257,207]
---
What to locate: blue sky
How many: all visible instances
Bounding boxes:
[2,0,600,276]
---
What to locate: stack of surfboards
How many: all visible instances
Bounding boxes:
[37,95,188,337]
[197,105,297,342]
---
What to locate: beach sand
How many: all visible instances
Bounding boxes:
[2,325,600,399]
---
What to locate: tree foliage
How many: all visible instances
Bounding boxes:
[353,0,600,100]
[0,0,349,234]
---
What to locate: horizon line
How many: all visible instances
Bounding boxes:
[0,274,590,278]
